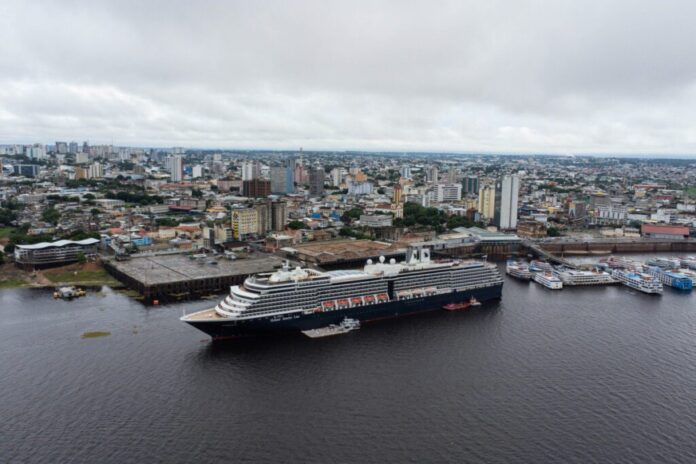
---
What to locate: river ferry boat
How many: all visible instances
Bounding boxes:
[678,256,696,270]
[506,260,532,280]
[646,257,681,270]
[529,260,553,273]
[646,266,693,291]
[555,269,617,286]
[611,269,663,295]
[600,256,638,270]
[533,272,563,290]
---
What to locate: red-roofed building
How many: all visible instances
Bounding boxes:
[641,224,689,240]
[633,183,667,190]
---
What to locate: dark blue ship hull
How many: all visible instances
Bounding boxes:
[185,283,503,340]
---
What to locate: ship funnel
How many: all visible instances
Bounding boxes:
[421,248,430,263]
[406,244,430,264]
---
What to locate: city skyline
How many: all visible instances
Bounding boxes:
[3,1,696,154]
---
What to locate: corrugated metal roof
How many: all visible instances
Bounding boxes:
[16,238,99,250]
[641,224,689,235]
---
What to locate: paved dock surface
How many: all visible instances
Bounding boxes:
[108,254,283,285]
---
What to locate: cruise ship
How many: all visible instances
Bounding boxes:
[533,272,563,290]
[181,246,504,339]
[646,266,693,291]
[555,269,617,286]
[506,260,532,280]
[611,269,663,295]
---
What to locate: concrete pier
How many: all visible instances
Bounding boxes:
[104,254,284,304]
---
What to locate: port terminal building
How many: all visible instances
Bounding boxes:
[14,238,100,269]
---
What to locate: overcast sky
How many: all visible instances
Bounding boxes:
[2,0,696,154]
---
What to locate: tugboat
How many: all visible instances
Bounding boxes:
[53,286,86,299]
[443,296,481,311]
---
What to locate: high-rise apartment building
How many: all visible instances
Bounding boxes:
[447,168,457,184]
[89,162,103,179]
[271,164,294,194]
[243,178,271,198]
[170,155,183,182]
[309,167,324,196]
[425,166,438,183]
[464,176,479,194]
[330,168,342,188]
[241,161,258,181]
[271,201,287,231]
[55,142,68,154]
[478,185,496,220]
[190,165,203,178]
[435,184,462,203]
[494,174,520,230]
[393,183,403,204]
[231,208,258,239]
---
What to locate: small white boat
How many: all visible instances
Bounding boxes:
[53,286,86,299]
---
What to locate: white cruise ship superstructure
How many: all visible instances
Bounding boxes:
[533,272,563,290]
[555,269,617,286]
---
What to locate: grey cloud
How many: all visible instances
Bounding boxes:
[2,0,696,153]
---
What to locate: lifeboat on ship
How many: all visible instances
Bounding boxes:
[351,297,363,306]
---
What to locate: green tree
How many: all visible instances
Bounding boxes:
[76,251,86,264]
[156,217,179,227]
[0,208,17,225]
[341,207,364,223]
[446,215,473,230]
[288,220,307,230]
[547,226,561,237]
[41,208,61,225]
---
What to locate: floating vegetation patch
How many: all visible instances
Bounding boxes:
[81,331,111,339]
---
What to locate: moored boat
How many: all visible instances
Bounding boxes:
[646,266,693,291]
[506,260,532,280]
[533,272,563,290]
[611,269,663,295]
[181,245,504,340]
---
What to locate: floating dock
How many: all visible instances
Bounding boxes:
[302,319,360,338]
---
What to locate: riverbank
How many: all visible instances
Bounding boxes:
[0,261,122,289]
